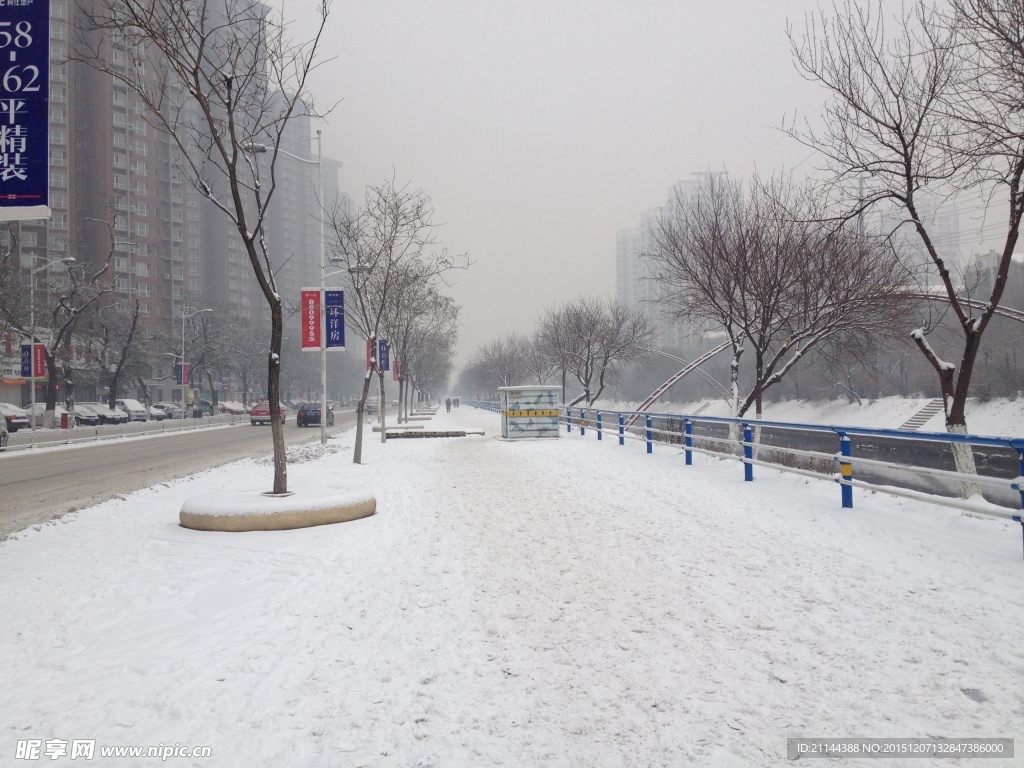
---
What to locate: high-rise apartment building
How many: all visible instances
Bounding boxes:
[1,1,343,405]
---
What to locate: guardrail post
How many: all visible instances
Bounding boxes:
[596,411,602,441]
[646,415,653,454]
[743,423,753,481]
[618,414,624,446]
[566,408,572,433]
[839,432,853,508]
[1014,516,1024,560]
[580,409,586,437]
[684,419,693,465]
[1018,449,1024,510]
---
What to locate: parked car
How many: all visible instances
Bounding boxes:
[296,402,334,427]
[0,402,31,432]
[250,401,286,426]
[194,399,215,417]
[154,402,184,420]
[364,397,379,415]
[72,404,101,427]
[149,405,167,421]
[115,399,148,421]
[219,400,248,415]
[27,403,68,428]
[80,402,128,424]
[0,417,7,450]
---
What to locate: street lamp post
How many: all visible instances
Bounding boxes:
[244,131,330,444]
[28,256,75,445]
[181,307,212,418]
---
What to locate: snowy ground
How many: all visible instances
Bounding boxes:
[2,407,1023,767]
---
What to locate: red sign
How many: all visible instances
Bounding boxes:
[33,343,46,378]
[300,289,321,351]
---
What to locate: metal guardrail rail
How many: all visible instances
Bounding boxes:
[5,413,250,451]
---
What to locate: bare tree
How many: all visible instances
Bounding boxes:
[80,0,331,493]
[789,0,1024,492]
[327,179,468,464]
[537,297,654,406]
[651,174,910,420]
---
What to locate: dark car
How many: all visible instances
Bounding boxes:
[296,402,334,427]
[0,402,31,432]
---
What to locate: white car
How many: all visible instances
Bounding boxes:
[115,398,148,421]
[27,403,69,428]
[0,417,7,450]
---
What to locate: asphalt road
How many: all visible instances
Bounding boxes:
[0,411,357,539]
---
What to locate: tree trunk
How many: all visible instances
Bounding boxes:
[267,299,287,494]
[352,370,374,464]
[378,371,387,443]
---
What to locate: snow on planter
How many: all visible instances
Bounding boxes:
[179,485,376,532]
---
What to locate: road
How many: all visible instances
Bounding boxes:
[0,412,357,539]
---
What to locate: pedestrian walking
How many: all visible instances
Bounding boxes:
[445,398,452,413]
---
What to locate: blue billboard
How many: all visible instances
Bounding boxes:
[0,0,50,220]
[324,290,345,349]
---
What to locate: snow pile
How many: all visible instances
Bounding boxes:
[1,407,1022,766]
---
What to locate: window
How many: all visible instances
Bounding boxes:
[134,161,147,176]
[172,286,182,299]
[133,202,148,217]
[113,112,126,127]
[49,149,67,166]
[187,223,198,235]
[172,266,183,279]
[187,210,198,221]
[187,238,199,249]
[112,49,126,65]
[188,251,199,262]
[51,212,67,229]
[171,190,182,203]
[138,302,149,316]
[171,227,182,242]
[112,91,126,106]
[132,121,146,136]
[50,107,66,123]
[114,215,127,231]
[50,191,67,209]
[22,232,37,246]
[115,277,128,293]
[113,153,127,168]
[188,264,200,276]
[49,171,67,187]
[134,221,148,237]
[135,282,149,297]
[113,134,126,148]
[50,128,66,145]
[136,262,149,277]
[113,174,127,190]
[172,248,183,261]
[132,141,148,156]
[114,257,128,271]
[134,181,147,195]
[228,266,238,276]
[51,87,67,103]
[188,279,199,291]
[171,210,182,222]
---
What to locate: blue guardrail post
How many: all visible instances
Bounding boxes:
[839,432,853,508]
[580,409,586,437]
[743,423,753,481]
[618,414,625,446]
[566,407,571,433]
[596,411,602,441]
[684,419,693,465]
[646,415,653,454]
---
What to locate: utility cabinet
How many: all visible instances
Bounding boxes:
[498,386,561,439]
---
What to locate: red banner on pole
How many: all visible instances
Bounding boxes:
[33,344,46,378]
[300,289,321,351]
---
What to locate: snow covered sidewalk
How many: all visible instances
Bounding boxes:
[1,407,1023,767]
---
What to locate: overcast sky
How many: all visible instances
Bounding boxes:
[291,0,829,362]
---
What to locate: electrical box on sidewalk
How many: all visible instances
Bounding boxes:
[498,386,561,439]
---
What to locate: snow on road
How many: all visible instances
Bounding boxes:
[1,407,1022,767]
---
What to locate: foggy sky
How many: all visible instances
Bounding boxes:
[290,0,830,363]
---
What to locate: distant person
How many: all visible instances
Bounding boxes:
[454,397,460,408]
[445,397,452,413]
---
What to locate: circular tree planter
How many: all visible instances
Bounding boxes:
[180,486,376,532]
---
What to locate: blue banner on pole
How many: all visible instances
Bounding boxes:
[20,343,30,377]
[378,339,389,371]
[0,0,50,221]
[324,290,345,349]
